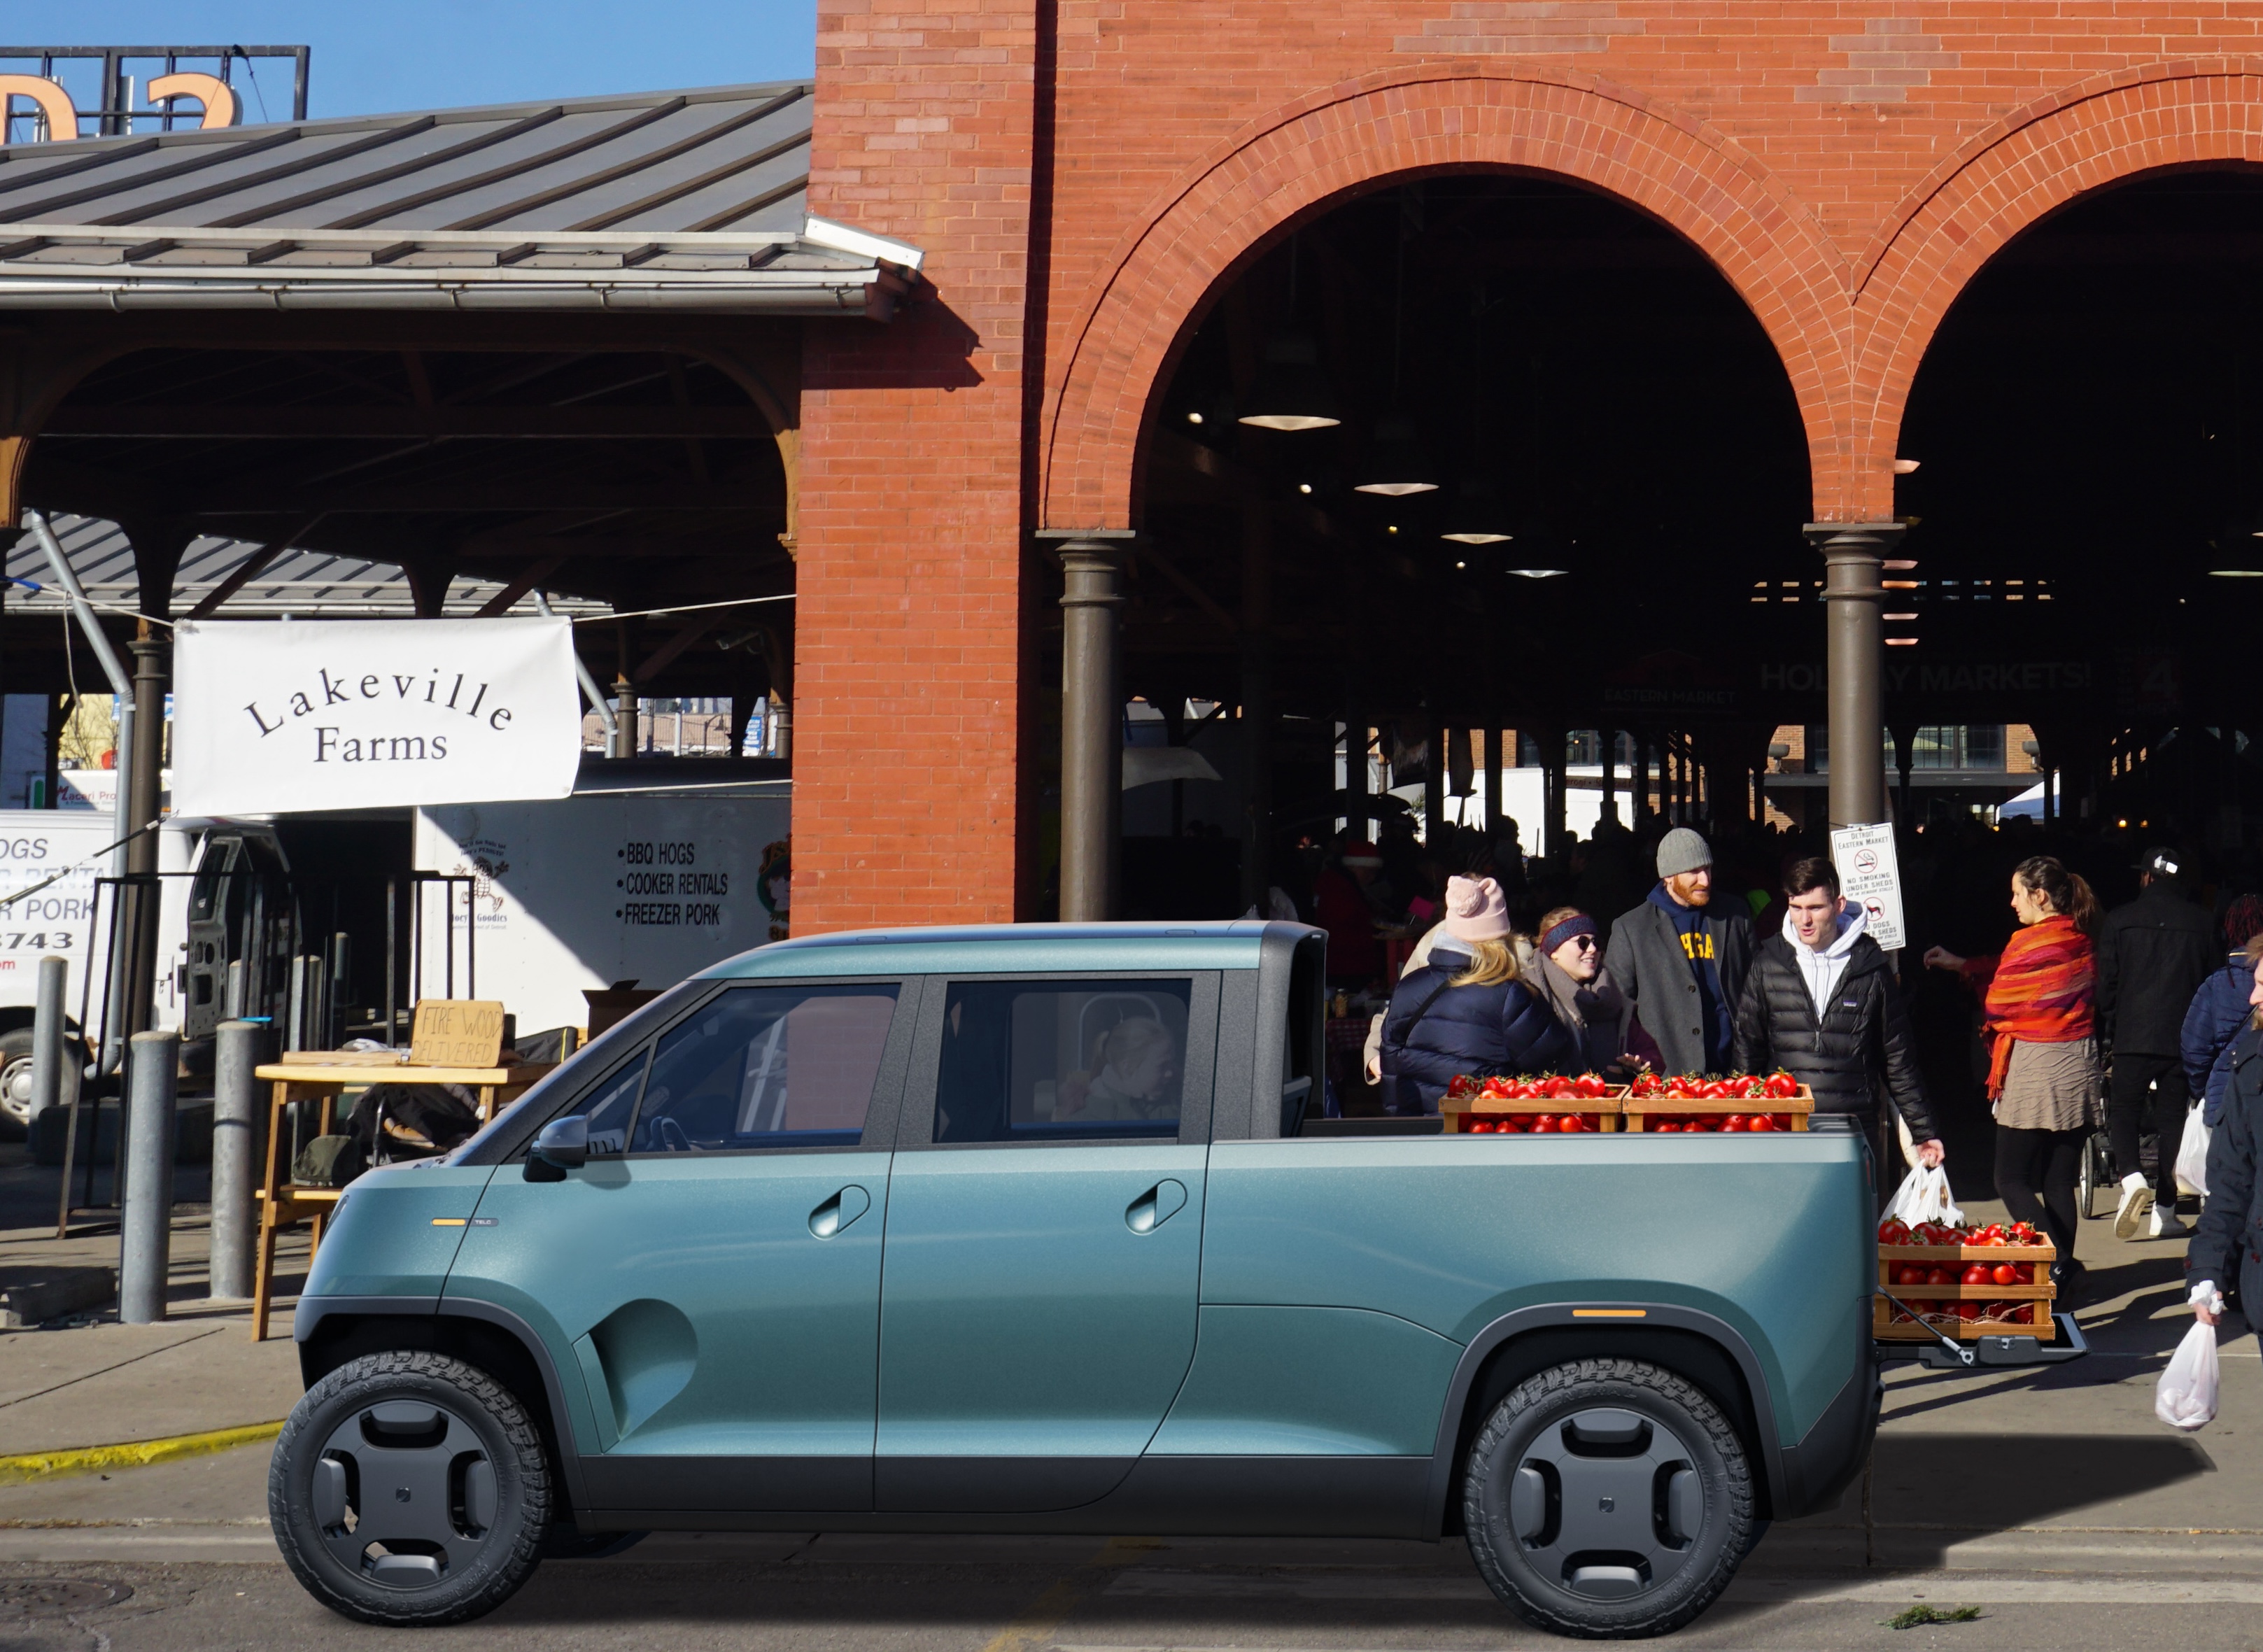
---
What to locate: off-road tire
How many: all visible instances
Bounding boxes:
[269,1350,549,1625]
[1462,1357,1753,1639]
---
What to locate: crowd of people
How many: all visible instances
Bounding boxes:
[1292,804,2263,1308]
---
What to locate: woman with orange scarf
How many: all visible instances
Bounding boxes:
[1925,855,2100,1297]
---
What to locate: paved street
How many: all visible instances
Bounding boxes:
[4,1184,2261,1648]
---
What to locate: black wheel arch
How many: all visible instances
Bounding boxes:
[1427,1305,1792,1537]
[295,1296,593,1523]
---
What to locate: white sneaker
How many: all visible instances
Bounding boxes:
[2150,1208,2192,1239]
[2113,1172,2155,1240]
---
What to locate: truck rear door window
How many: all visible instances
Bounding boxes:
[934,979,1192,1143]
[620,983,901,1153]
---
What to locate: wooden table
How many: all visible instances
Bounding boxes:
[249,1057,556,1341]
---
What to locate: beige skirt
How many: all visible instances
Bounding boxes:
[1994,1037,2100,1133]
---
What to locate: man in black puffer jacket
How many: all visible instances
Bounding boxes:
[2099,847,2218,1239]
[1731,856,1943,1163]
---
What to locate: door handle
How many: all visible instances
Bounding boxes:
[808,1185,871,1238]
[1125,1179,1187,1235]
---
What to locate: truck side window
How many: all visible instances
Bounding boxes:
[627,983,900,1153]
[578,1052,650,1157]
[934,979,1192,1143]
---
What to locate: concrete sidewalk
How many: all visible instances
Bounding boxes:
[0,1139,311,1480]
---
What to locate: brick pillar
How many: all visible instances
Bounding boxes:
[796,0,1040,932]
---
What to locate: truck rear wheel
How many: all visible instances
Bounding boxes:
[269,1350,550,1625]
[1462,1356,1753,1639]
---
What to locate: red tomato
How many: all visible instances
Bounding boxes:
[1924,1266,1956,1286]
[1700,1080,1731,1100]
[1654,1120,1679,1133]
[1557,1115,1585,1132]
[1962,1264,1993,1285]
[1723,1114,1748,1131]
[1990,1264,2020,1286]
[1500,1118,1528,1134]
[1877,1218,1911,1245]
[1448,1075,1476,1101]
[1746,1114,1777,1131]
[1532,1113,1556,1131]
[1894,1264,1928,1286]
[1765,1071,1800,1099]
[1957,1301,1981,1320]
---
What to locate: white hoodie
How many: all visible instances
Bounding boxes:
[1785,901,1868,1021]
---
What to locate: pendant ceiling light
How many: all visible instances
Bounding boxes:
[1354,189,1437,495]
[1238,331,1340,431]
[1355,413,1438,495]
[1355,413,1437,495]
[1239,234,1339,432]
[1441,477,1511,544]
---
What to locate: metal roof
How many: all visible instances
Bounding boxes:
[0,81,922,315]
[7,513,612,619]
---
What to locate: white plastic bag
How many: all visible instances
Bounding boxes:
[2155,1320,2220,1432]
[2175,1107,2211,1201]
[1887,1164,1964,1229]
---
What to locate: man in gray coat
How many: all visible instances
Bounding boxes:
[1604,828,1754,1076]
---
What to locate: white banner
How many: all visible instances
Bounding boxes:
[1830,821,1908,952]
[171,619,581,817]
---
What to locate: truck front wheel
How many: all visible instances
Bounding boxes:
[1462,1356,1753,1639]
[269,1350,551,1625]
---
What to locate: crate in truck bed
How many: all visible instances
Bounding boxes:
[1623,1083,1814,1132]
[1441,1085,1624,1133]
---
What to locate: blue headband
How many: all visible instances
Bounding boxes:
[1542,915,1596,954]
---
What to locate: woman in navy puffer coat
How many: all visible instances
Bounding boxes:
[2184,911,2263,1126]
[1381,875,1574,1115]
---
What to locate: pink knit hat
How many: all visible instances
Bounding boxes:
[1443,875,1513,943]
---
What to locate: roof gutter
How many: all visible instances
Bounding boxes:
[0,273,901,318]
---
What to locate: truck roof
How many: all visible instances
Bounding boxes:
[703,920,1302,978]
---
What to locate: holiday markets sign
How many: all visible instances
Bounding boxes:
[171,617,581,817]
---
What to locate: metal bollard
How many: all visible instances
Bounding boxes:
[27,954,66,1131]
[210,1021,260,1301]
[119,1031,178,1325]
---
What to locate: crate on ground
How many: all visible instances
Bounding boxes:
[1875,1238,2058,1341]
[1622,1081,1814,1133]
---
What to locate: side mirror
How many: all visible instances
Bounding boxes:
[525,1114,588,1182]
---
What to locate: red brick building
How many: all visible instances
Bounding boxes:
[793,4,2263,931]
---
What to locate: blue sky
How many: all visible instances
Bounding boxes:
[5,1,817,122]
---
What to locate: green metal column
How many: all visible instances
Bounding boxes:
[1805,523,1903,831]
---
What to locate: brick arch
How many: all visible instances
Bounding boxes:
[1849,65,2263,522]
[1039,65,1850,531]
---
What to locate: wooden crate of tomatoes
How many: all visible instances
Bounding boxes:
[1441,1072,1622,1134]
[1621,1071,1814,1133]
[1874,1216,2057,1341]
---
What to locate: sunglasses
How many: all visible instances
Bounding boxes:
[1563,934,1599,951]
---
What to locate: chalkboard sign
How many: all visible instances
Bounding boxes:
[411,998,507,1068]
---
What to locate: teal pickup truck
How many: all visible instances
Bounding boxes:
[273,922,1921,1636]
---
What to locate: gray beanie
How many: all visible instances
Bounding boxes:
[1656,827,1712,880]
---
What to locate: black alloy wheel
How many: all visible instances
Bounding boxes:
[1463,1357,1753,1638]
[269,1350,550,1625]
